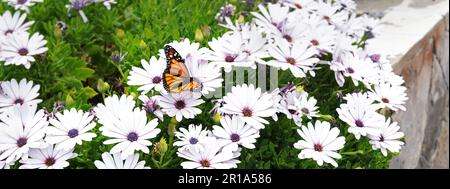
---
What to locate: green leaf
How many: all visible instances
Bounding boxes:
[72,68,95,81]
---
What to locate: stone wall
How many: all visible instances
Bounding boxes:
[390,14,449,169]
[357,0,449,169]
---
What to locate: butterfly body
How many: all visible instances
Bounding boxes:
[162,45,203,93]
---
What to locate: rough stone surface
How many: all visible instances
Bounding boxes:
[389,14,449,169]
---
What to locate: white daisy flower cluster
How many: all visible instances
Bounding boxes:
[66,0,117,23]
[0,79,78,169]
[337,92,406,157]
[124,0,408,168]
[128,39,223,122]
[0,78,160,169]
[204,0,406,167]
[0,0,409,169]
[0,11,47,69]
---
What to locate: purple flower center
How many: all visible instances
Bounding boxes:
[242,107,253,117]
[283,34,293,43]
[323,16,331,23]
[379,135,385,142]
[288,109,297,115]
[18,48,29,56]
[310,39,320,46]
[17,137,27,147]
[370,54,381,63]
[174,100,186,110]
[355,120,364,128]
[346,67,355,74]
[17,0,28,5]
[295,3,303,9]
[189,137,198,144]
[127,132,139,142]
[144,100,158,113]
[14,98,24,105]
[152,76,162,84]
[200,159,211,167]
[286,57,296,65]
[381,98,390,103]
[4,29,14,35]
[230,133,240,142]
[314,144,323,152]
[220,5,235,17]
[71,0,89,11]
[68,129,79,138]
[225,54,236,62]
[44,157,56,166]
[301,108,309,114]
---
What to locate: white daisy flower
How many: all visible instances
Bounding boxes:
[297,94,319,119]
[279,90,307,125]
[177,137,240,169]
[128,56,166,94]
[45,108,97,151]
[0,105,48,163]
[0,11,34,37]
[270,16,308,45]
[377,63,405,87]
[138,95,164,121]
[359,14,382,39]
[19,145,77,169]
[330,52,375,87]
[157,92,204,122]
[206,32,253,72]
[0,32,48,69]
[294,120,345,167]
[4,0,43,12]
[220,84,276,129]
[315,1,348,27]
[252,3,291,32]
[284,0,318,11]
[368,118,405,156]
[336,93,385,139]
[66,0,92,23]
[212,116,260,151]
[94,95,161,159]
[369,83,408,111]
[94,152,150,169]
[159,38,209,61]
[240,24,270,64]
[333,33,357,58]
[267,37,320,78]
[338,14,366,38]
[93,94,135,124]
[174,124,210,153]
[183,54,223,95]
[0,78,41,113]
[302,23,337,53]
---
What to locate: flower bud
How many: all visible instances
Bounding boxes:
[116,29,125,39]
[195,28,204,42]
[97,79,110,93]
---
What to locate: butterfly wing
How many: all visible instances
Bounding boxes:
[162,45,203,93]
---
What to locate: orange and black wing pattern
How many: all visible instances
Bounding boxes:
[162,45,202,93]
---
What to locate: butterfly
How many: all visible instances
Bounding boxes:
[162,45,203,93]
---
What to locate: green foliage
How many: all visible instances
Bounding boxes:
[0,0,393,169]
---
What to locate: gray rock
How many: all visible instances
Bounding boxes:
[389,13,449,169]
